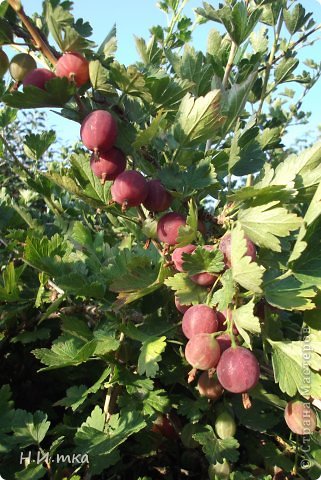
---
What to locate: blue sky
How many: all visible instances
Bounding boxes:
[9,0,321,147]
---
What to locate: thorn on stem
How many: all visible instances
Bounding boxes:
[242,392,252,409]
[187,367,197,383]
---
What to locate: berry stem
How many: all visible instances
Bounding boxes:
[103,325,125,425]
[7,0,58,66]
[206,274,222,305]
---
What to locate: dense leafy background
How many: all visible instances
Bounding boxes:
[0,0,321,479]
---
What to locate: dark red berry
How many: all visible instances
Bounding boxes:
[157,212,186,246]
[172,244,196,272]
[23,68,56,90]
[90,148,126,183]
[175,296,191,314]
[111,170,148,208]
[217,346,260,393]
[216,334,232,353]
[143,180,172,212]
[80,110,118,153]
[198,371,224,400]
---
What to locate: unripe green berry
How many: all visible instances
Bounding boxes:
[0,49,9,77]
[214,411,236,439]
[9,53,37,82]
[208,460,231,479]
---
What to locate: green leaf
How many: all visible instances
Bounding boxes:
[93,327,120,356]
[107,247,161,292]
[230,224,265,293]
[133,110,165,149]
[138,336,167,378]
[110,62,152,102]
[229,2,262,45]
[232,396,281,432]
[0,262,20,302]
[15,463,47,480]
[283,4,312,35]
[228,185,295,206]
[0,106,17,128]
[75,410,146,474]
[46,153,112,208]
[173,90,223,148]
[193,425,240,464]
[23,131,56,161]
[177,396,210,422]
[89,60,116,94]
[275,57,299,84]
[24,233,69,274]
[3,78,76,109]
[238,202,302,251]
[168,45,213,96]
[32,336,97,370]
[12,328,51,345]
[0,385,15,433]
[196,2,262,45]
[71,221,93,251]
[232,299,261,346]
[228,125,266,176]
[264,273,316,311]
[146,72,193,113]
[45,3,95,52]
[159,157,217,197]
[55,367,111,411]
[269,340,321,398]
[292,247,321,286]
[165,272,209,306]
[259,127,282,151]
[182,246,224,275]
[211,270,236,311]
[12,410,50,447]
[290,181,321,263]
[222,73,257,134]
[250,384,287,409]
[176,199,198,247]
[135,35,162,66]
[97,23,117,58]
[250,27,268,54]
[0,18,13,45]
[256,141,321,200]
[81,405,105,430]
[260,442,294,472]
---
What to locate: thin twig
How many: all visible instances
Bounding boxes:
[103,329,125,424]
[258,24,321,74]
[257,12,283,116]
[222,41,237,90]
[48,280,65,295]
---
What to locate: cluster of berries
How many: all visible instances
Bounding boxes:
[6,50,89,90]
[80,107,173,212]
[159,228,261,397]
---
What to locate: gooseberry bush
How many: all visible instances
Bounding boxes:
[0,0,321,479]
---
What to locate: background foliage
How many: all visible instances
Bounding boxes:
[0,0,321,479]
